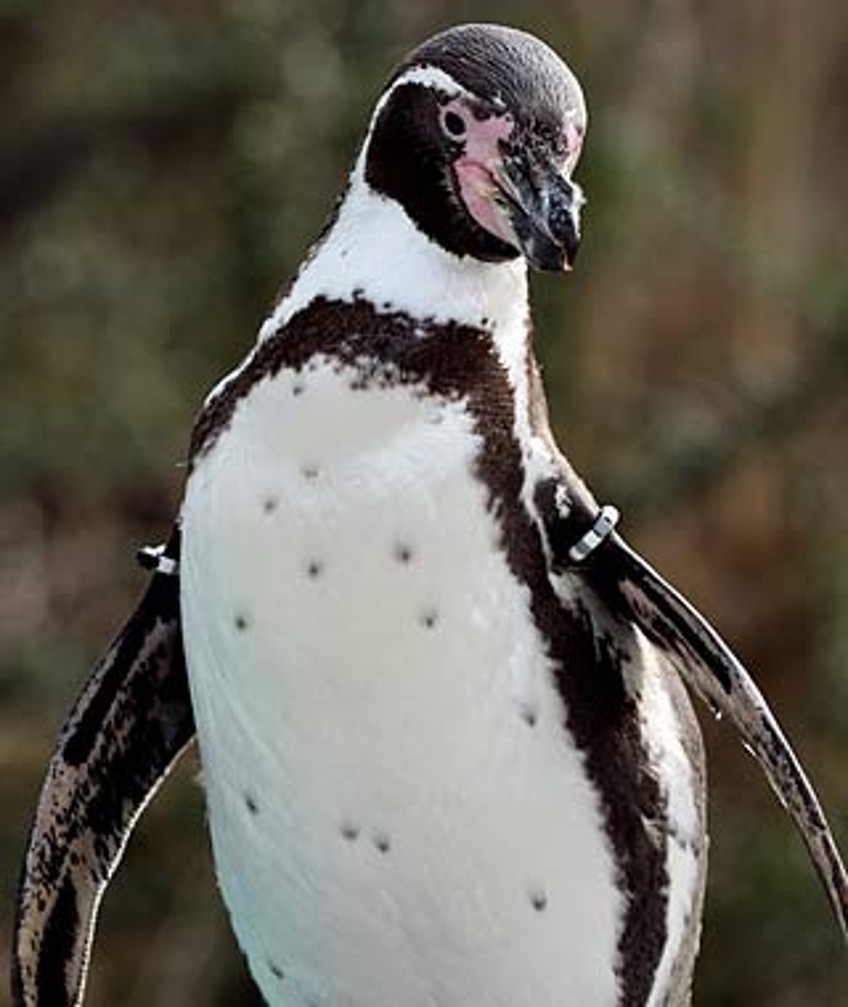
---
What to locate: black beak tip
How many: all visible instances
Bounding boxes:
[524,229,581,272]
[502,164,583,272]
[560,232,581,272]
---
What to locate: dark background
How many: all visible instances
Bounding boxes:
[2,1,847,1004]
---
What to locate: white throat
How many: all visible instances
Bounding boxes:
[259,144,531,381]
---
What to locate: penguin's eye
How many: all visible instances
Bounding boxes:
[441,110,467,139]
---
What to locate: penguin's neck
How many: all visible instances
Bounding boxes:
[260,159,533,386]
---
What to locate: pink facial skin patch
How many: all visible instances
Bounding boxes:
[444,97,517,246]
[562,117,584,174]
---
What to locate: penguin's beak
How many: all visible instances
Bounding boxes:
[493,150,584,272]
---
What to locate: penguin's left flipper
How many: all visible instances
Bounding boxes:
[12,528,195,1007]
[595,530,848,942]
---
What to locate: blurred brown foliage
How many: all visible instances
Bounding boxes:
[2,1,847,1004]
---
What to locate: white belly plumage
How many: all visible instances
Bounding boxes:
[181,358,693,1007]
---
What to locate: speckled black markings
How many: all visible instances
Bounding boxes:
[245,793,259,815]
[268,959,285,980]
[189,296,672,1003]
[234,613,250,631]
[13,528,194,1007]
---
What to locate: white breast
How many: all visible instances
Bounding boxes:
[181,357,624,1007]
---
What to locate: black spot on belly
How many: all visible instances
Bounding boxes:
[529,886,548,912]
[234,613,250,632]
[263,496,279,513]
[340,821,359,841]
[268,959,284,980]
[187,294,677,1004]
[373,830,392,853]
[420,606,438,629]
[520,705,538,728]
[245,793,259,815]
[307,560,323,579]
[394,542,414,564]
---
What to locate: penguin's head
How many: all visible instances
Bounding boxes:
[363,23,587,271]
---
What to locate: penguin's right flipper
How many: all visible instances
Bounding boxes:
[12,529,195,1007]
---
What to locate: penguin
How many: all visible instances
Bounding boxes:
[12,22,848,1007]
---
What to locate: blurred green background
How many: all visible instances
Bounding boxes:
[2,1,847,1004]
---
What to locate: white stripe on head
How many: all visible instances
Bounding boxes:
[367,64,508,131]
[361,65,476,147]
[384,64,474,100]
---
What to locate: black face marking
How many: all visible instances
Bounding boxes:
[365,24,587,268]
[365,82,517,263]
[189,297,671,1001]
